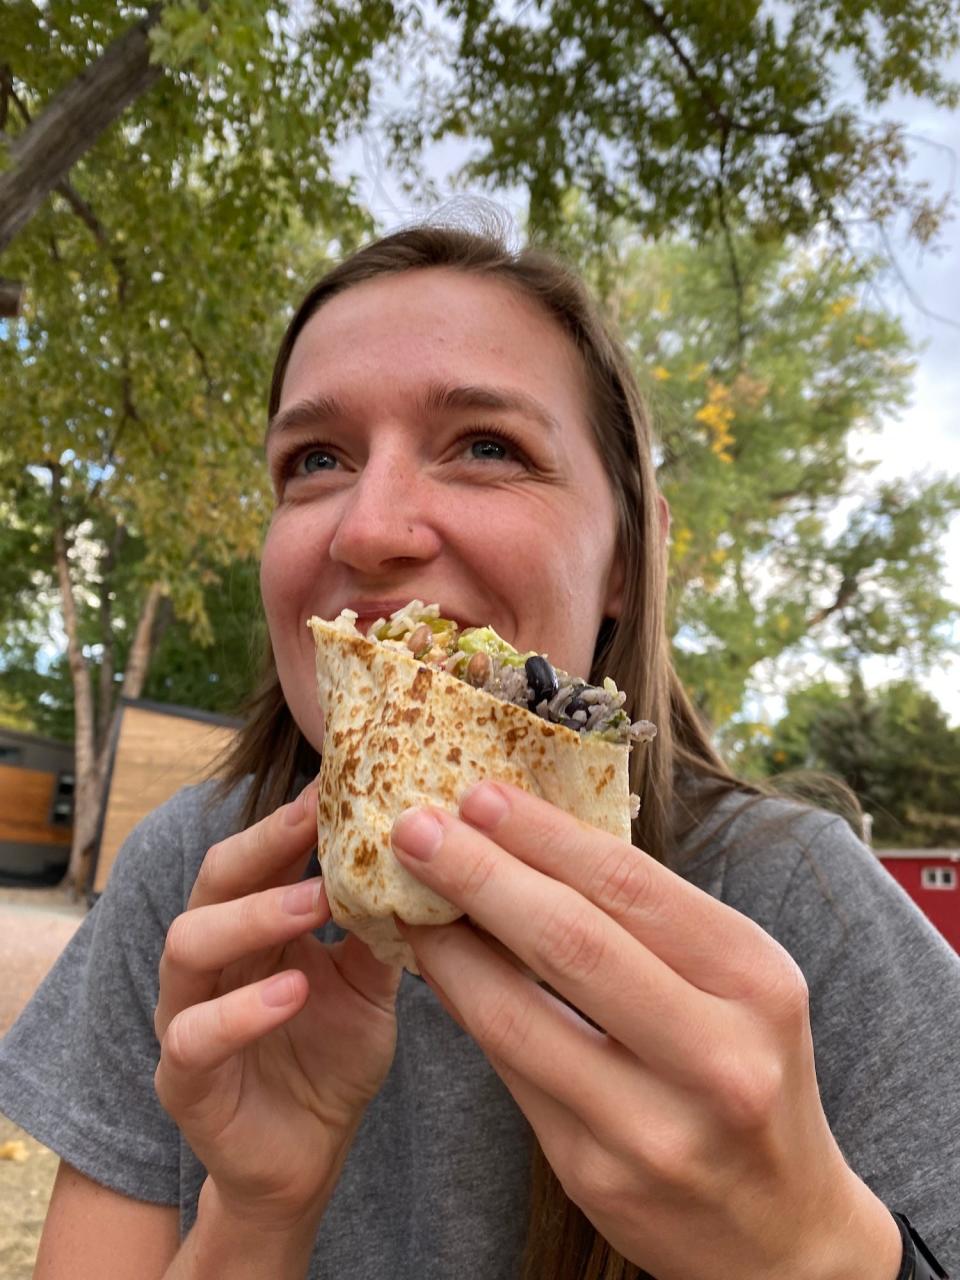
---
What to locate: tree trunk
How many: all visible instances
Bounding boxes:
[50,464,101,896]
[0,277,23,317]
[122,581,167,700]
[0,6,164,254]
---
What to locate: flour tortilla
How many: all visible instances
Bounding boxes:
[309,615,634,971]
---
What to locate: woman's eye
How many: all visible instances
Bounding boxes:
[470,438,509,461]
[300,448,337,473]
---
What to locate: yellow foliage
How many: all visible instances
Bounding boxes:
[854,333,874,349]
[828,295,856,319]
[655,289,672,312]
[651,365,671,382]
[688,362,708,380]
[672,525,694,561]
[694,380,735,462]
[773,749,788,765]
[710,547,727,565]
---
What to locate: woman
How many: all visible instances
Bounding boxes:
[1,224,956,1279]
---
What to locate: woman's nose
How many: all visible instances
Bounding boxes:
[327,459,442,573]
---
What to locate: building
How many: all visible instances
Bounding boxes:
[0,727,74,884]
[89,698,240,895]
[876,850,960,952]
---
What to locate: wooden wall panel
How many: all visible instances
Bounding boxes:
[0,764,71,847]
[94,707,236,893]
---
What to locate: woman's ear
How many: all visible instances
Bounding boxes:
[658,493,671,543]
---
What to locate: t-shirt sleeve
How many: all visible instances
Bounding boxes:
[0,785,222,1204]
[694,802,960,1265]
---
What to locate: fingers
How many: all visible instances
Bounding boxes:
[392,806,725,1077]
[155,877,329,1040]
[456,781,775,998]
[403,918,675,1152]
[188,780,319,912]
[155,970,309,1116]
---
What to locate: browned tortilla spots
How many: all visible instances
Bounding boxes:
[503,724,530,757]
[409,667,433,703]
[340,799,353,820]
[423,733,436,746]
[353,839,378,872]
[595,763,616,793]
[400,706,422,726]
[446,746,462,764]
[426,712,435,727]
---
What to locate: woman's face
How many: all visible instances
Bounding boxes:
[262,268,623,752]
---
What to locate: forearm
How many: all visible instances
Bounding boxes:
[162,1179,324,1280]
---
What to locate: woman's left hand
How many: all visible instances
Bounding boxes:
[390,781,902,1280]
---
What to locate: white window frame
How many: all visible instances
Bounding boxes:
[921,866,957,891]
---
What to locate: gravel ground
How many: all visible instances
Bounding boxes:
[0,884,88,1278]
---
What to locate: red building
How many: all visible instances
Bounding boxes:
[876,851,960,952]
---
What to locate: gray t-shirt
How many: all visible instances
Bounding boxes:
[1,780,958,1274]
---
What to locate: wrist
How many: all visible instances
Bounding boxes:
[174,1177,324,1279]
[801,1171,903,1280]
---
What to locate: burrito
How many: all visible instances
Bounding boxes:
[308,600,656,970]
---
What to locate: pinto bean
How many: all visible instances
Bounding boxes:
[406,624,434,657]
[465,651,491,686]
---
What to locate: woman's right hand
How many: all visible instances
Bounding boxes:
[153,782,402,1235]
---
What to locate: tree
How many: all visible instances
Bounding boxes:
[737,677,960,846]
[396,0,959,254]
[555,226,960,724]
[0,1,400,292]
[0,1,391,890]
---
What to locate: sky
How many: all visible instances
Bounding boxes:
[333,48,960,726]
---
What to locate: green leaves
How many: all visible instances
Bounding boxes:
[558,224,957,724]
[736,676,960,846]
[400,0,960,248]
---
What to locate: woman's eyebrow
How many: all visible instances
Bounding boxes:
[421,382,561,434]
[264,393,345,447]
[264,382,561,447]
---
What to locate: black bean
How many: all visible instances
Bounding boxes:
[524,655,559,709]
[563,690,591,718]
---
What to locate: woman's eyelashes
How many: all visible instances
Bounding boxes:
[271,421,535,491]
[451,423,532,467]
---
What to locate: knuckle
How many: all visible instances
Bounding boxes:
[471,988,533,1060]
[161,1009,195,1074]
[562,1145,623,1210]
[633,1122,698,1191]
[768,954,810,1026]
[194,842,224,898]
[588,846,654,922]
[532,901,607,985]
[711,1050,785,1132]
[458,848,499,901]
[163,912,196,968]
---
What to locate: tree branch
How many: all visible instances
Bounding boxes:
[807,575,859,628]
[0,6,164,253]
[122,581,168,700]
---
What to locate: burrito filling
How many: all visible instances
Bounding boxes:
[330,598,655,822]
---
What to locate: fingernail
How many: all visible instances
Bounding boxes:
[392,808,444,861]
[282,877,323,915]
[285,781,317,826]
[262,972,300,1007]
[459,782,508,830]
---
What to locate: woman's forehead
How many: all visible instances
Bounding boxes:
[281,268,590,412]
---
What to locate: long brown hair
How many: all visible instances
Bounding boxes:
[216,220,744,1278]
